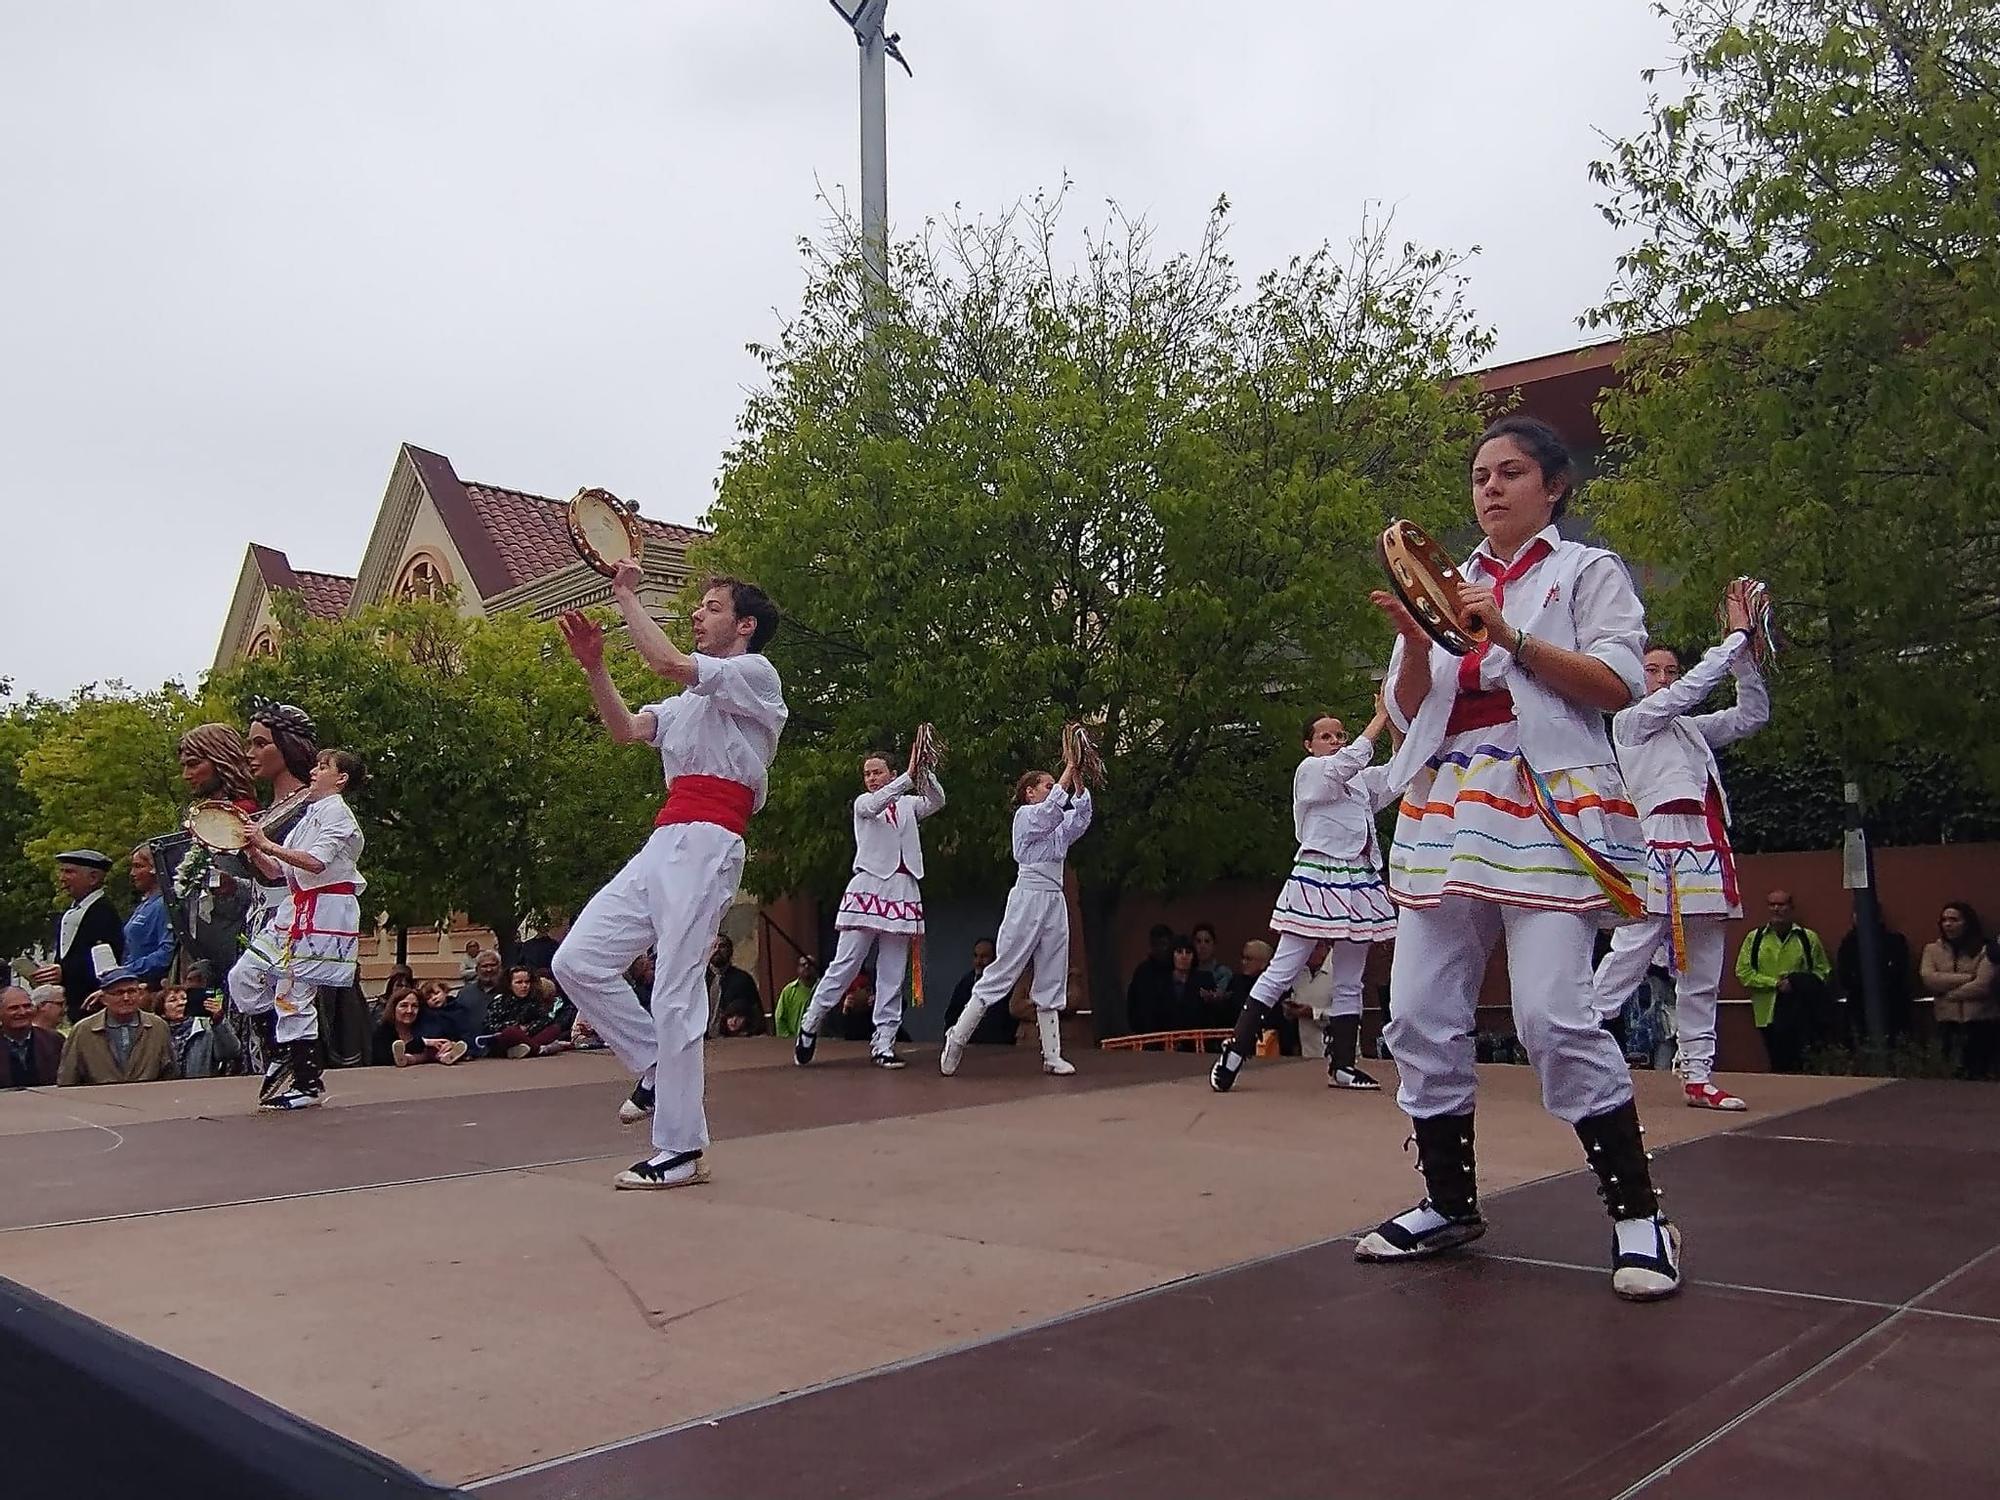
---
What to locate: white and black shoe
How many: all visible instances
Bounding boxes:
[871,1051,907,1069]
[613,1149,709,1191]
[257,1055,293,1105]
[617,1081,655,1126]
[1209,1047,1247,1093]
[1353,1200,1487,1260]
[257,1088,323,1113]
[794,1028,818,1067]
[1328,1063,1382,1091]
[1612,1214,1683,1301]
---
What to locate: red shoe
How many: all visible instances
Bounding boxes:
[1684,1080,1746,1112]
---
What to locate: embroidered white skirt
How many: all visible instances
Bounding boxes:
[835,870,925,936]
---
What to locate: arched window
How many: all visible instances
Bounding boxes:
[394,552,452,602]
[246,628,278,659]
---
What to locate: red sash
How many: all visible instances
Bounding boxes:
[655,775,754,836]
[285,882,360,949]
[1446,688,1516,736]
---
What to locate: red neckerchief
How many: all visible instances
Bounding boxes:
[1456,535,1554,692]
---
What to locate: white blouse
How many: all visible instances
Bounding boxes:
[1012,788,1094,871]
[645,652,789,812]
[286,795,366,896]
[1293,735,1398,864]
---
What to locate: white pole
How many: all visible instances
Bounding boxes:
[857,1,889,303]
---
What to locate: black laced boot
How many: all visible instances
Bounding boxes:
[1325,1014,1381,1090]
[1575,1100,1681,1301]
[1209,1000,1271,1093]
[254,1014,290,1102]
[1354,1112,1486,1261]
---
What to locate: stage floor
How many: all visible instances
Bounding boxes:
[5,1040,1997,1498]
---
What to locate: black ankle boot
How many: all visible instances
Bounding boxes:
[1573,1100,1660,1220]
[1210,1000,1271,1093]
[290,1039,324,1098]
[1327,1014,1358,1071]
[1355,1112,1485,1261]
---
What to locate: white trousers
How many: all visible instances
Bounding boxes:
[551,824,744,1156]
[801,927,911,1056]
[1385,897,1633,1124]
[1250,934,1370,1019]
[226,947,319,1046]
[1594,914,1725,1083]
[947,883,1069,1042]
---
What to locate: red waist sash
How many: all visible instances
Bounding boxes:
[1445,688,1516,736]
[655,775,754,836]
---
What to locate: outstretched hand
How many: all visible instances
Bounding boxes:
[610,558,644,595]
[558,611,605,672]
[1370,589,1430,646]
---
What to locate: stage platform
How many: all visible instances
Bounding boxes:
[5,1040,1997,1498]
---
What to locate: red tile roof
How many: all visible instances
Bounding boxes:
[248,544,355,620]
[460,481,709,592]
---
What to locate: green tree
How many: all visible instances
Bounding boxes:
[209,593,666,947]
[1586,0,2000,804]
[704,197,1490,1023]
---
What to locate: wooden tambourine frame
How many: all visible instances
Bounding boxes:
[1378,519,1487,657]
[566,487,645,578]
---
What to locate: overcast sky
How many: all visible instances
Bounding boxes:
[1,1,1673,699]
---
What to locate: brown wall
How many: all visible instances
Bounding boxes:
[1102,843,2000,1073]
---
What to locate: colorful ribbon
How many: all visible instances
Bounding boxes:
[1518,764,1643,919]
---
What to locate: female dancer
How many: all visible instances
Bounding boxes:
[939,738,1093,1078]
[229,749,367,1111]
[795,733,946,1069]
[1356,416,1680,1301]
[1211,699,1398,1093]
[155,724,264,1040]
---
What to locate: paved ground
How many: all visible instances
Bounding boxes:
[7,1039,1990,1498]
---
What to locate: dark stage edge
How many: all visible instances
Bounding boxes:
[474,1080,2000,1500]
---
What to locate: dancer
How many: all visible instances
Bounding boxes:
[227,749,367,1111]
[1355,416,1680,1301]
[1211,699,1399,1094]
[239,700,320,1091]
[549,561,786,1190]
[1592,584,1769,1111]
[795,734,945,1069]
[939,737,1094,1078]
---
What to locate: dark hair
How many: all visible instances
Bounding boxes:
[701,575,781,653]
[251,708,319,783]
[1013,769,1052,805]
[1171,935,1197,959]
[1191,922,1217,942]
[714,935,734,962]
[861,750,896,775]
[1941,901,1985,957]
[1643,643,1684,665]
[1301,713,1341,743]
[1473,415,1575,521]
[380,965,415,1003]
[317,748,365,794]
[1149,923,1174,943]
[507,965,536,991]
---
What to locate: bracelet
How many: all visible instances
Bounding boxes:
[1513,631,1533,670]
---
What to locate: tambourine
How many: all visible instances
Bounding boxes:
[1721,577,1782,669]
[1378,519,1487,657]
[566,487,645,578]
[1063,722,1106,788]
[184,800,254,853]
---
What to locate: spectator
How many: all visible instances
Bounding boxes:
[537,972,576,1035]
[454,950,508,1050]
[1838,920,1914,1041]
[945,939,1018,1045]
[1191,922,1233,1011]
[375,965,416,1021]
[1922,902,1997,1079]
[160,984,240,1079]
[30,984,69,1036]
[3,985,64,1088]
[121,844,174,989]
[830,972,908,1044]
[458,939,483,984]
[708,936,764,1036]
[30,850,125,1021]
[1734,889,1833,1073]
[1125,924,1174,1033]
[627,950,655,1012]
[1225,940,1294,1054]
[517,913,570,978]
[413,979,481,1049]
[372,988,467,1067]
[1130,933,1200,1035]
[1286,941,1336,1061]
[58,967,175,1085]
[773,954,817,1039]
[477,966,572,1058]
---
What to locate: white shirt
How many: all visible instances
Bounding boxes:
[58,888,104,957]
[850,771,946,880]
[1383,526,1645,788]
[644,652,789,812]
[284,795,366,897]
[1613,631,1769,823]
[1012,788,1094,871]
[1293,735,1398,865]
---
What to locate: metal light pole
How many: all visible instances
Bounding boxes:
[828,1,910,307]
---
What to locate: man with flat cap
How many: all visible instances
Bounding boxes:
[30,850,126,1022]
[57,955,176,1086]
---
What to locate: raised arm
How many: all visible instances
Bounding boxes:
[913,773,946,820]
[558,612,658,746]
[1617,632,1752,746]
[1059,787,1095,843]
[609,560,698,687]
[1373,594,1434,727]
[855,772,915,820]
[1693,649,1769,749]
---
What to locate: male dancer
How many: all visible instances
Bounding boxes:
[795,735,945,1069]
[551,559,786,1189]
[1211,700,1399,1093]
[1593,584,1768,1110]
